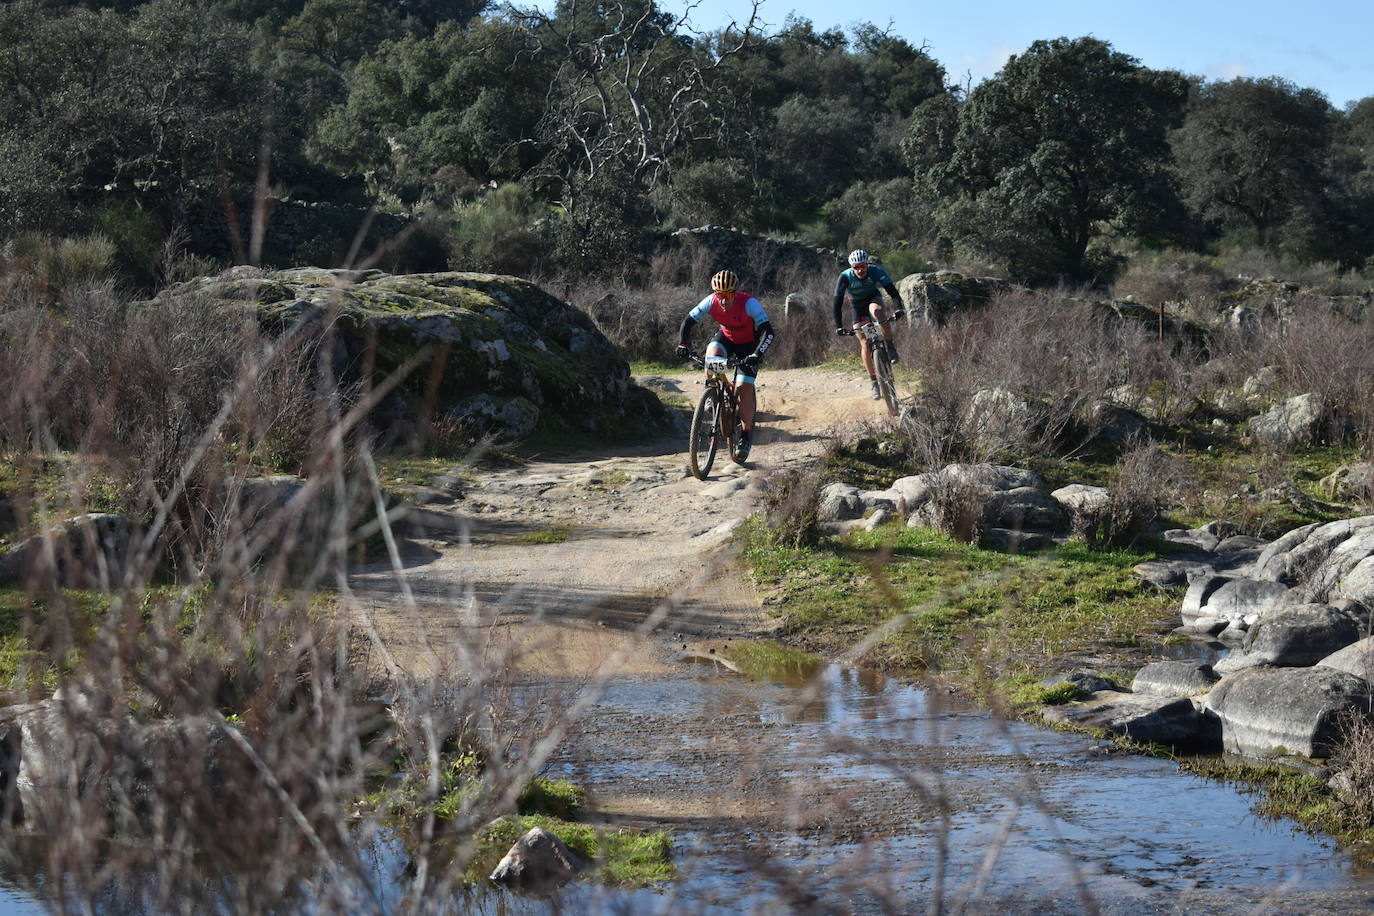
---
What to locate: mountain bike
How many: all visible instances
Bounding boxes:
[684,351,747,479]
[840,310,904,416]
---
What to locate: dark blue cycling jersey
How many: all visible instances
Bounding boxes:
[833,265,902,326]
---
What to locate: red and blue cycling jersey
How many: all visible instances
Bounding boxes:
[689,290,770,345]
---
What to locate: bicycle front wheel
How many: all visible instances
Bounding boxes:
[689,385,723,480]
[873,348,899,416]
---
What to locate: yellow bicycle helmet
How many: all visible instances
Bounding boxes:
[710,269,738,294]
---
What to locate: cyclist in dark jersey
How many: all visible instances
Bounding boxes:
[833,249,905,400]
[676,269,775,461]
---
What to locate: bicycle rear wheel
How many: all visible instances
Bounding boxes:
[726,395,747,465]
[689,386,722,479]
[873,348,899,416]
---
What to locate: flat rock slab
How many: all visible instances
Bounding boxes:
[1041,691,1220,753]
[1132,661,1220,697]
[1204,667,1373,759]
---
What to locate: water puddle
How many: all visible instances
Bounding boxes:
[530,660,1374,912]
[4,658,1373,913]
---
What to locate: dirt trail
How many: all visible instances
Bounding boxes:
[348,366,893,678]
[344,369,1374,913]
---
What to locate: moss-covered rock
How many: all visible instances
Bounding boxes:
[157,267,669,442]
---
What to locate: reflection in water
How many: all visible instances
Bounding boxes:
[537,661,1374,913]
[7,659,1374,914]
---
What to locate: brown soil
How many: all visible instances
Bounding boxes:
[347,366,894,679]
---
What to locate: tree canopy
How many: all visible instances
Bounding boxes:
[2,1,1372,282]
[913,37,1188,282]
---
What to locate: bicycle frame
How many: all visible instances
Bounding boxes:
[692,353,740,426]
[684,351,746,478]
[839,312,904,416]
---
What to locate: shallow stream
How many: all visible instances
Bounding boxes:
[4,657,1374,914]
[512,658,1374,913]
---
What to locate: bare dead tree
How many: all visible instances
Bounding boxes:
[507,0,764,196]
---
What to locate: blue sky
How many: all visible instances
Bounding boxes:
[661,0,1374,108]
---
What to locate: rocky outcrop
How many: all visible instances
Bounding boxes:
[1319,463,1374,502]
[156,267,669,444]
[896,271,1009,326]
[1255,515,1374,605]
[1214,604,1362,672]
[817,462,1070,552]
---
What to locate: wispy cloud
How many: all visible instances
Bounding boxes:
[1205,59,1252,81]
[956,42,1022,89]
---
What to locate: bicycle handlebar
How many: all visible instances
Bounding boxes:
[838,310,905,335]
[683,351,741,368]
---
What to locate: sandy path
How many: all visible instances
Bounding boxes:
[346,366,894,678]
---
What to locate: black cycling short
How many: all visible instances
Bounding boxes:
[848,292,886,324]
[710,331,760,361]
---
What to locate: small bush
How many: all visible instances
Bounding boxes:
[440,184,550,276]
[922,473,988,544]
[2,232,118,301]
[1331,713,1374,828]
[757,460,828,549]
[1077,442,1190,549]
[1112,248,1227,313]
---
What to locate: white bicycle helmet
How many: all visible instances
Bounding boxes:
[848,249,870,267]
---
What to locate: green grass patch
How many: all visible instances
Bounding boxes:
[409,759,670,888]
[511,526,571,545]
[517,776,586,819]
[0,452,130,537]
[821,437,919,491]
[628,359,683,375]
[377,456,477,489]
[742,520,1177,703]
[0,587,120,694]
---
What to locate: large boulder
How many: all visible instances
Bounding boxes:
[1204,667,1373,759]
[1248,393,1326,450]
[1179,575,1296,628]
[890,474,938,511]
[984,487,1066,530]
[941,464,1043,492]
[906,464,1052,538]
[896,271,1009,326]
[1318,637,1374,680]
[1214,603,1361,672]
[1081,401,1151,448]
[156,268,669,443]
[818,483,864,521]
[0,513,137,589]
[489,826,584,892]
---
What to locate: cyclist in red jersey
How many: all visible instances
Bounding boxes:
[675,269,775,460]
